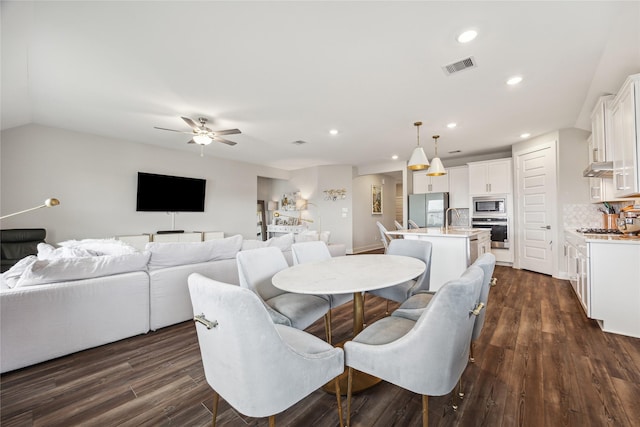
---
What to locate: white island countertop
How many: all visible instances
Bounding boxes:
[387,227,489,239]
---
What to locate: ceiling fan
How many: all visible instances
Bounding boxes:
[154,116,241,155]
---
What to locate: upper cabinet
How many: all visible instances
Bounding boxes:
[413,171,449,194]
[611,74,640,197]
[468,159,513,195]
[448,166,469,208]
[590,95,615,163]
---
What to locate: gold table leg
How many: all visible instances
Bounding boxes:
[323,292,381,394]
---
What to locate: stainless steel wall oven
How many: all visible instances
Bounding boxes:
[471,216,509,249]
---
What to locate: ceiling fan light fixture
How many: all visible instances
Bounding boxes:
[427,135,447,176]
[407,121,430,171]
[193,134,213,145]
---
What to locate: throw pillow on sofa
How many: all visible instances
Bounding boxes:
[241,233,294,252]
[146,234,243,270]
[57,238,139,256]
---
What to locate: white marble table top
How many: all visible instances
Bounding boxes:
[272,254,426,295]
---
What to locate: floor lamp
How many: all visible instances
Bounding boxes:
[0,198,61,220]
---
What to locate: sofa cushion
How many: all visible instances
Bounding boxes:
[37,243,98,260]
[58,238,139,256]
[241,233,294,252]
[14,252,151,287]
[146,234,242,270]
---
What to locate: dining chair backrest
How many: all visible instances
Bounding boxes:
[394,220,404,230]
[188,273,344,420]
[236,246,288,301]
[470,253,496,341]
[376,221,391,252]
[386,239,432,293]
[291,241,331,265]
[408,219,420,229]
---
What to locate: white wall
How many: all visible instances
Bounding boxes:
[0,124,288,243]
[352,173,397,253]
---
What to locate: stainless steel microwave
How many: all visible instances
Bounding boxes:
[473,197,506,216]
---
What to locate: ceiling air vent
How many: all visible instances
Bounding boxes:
[442,56,477,75]
[292,140,308,145]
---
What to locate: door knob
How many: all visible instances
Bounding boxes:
[540,225,551,229]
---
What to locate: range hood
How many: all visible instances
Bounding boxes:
[583,161,613,178]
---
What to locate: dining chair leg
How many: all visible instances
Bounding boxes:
[269,415,276,427]
[452,387,459,411]
[385,299,390,315]
[324,311,332,344]
[458,378,464,400]
[335,377,344,427]
[347,367,354,427]
[422,395,429,427]
[212,391,219,427]
[469,342,475,363]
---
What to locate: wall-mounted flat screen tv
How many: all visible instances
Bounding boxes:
[136,172,206,212]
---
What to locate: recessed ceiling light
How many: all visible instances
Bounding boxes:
[329,129,339,136]
[457,30,478,43]
[507,76,523,86]
[392,155,399,160]
[447,122,457,129]
[520,133,531,139]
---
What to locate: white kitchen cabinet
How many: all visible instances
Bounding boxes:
[447,166,469,208]
[589,241,640,338]
[590,95,615,163]
[412,171,449,194]
[467,159,512,195]
[477,232,491,257]
[611,74,640,197]
[564,233,589,316]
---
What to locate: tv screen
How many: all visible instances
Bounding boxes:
[136,172,206,212]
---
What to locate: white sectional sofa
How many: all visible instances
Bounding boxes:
[0,235,346,373]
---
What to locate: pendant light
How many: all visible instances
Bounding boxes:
[427,135,446,176]
[407,121,429,170]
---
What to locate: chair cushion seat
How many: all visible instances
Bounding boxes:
[351,316,416,346]
[275,324,337,355]
[367,279,416,303]
[266,293,330,330]
[392,292,434,322]
[329,292,353,309]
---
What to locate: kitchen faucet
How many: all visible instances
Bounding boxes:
[445,207,461,232]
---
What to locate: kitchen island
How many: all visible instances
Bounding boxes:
[386,228,491,291]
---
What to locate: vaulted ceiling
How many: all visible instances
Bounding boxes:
[2,1,639,170]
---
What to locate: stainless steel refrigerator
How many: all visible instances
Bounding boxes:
[408,192,449,227]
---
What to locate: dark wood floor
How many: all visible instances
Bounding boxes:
[2,266,639,427]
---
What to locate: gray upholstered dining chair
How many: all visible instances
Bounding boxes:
[376,221,392,253]
[188,273,344,427]
[344,265,485,427]
[393,253,497,362]
[236,246,332,341]
[291,241,352,344]
[365,239,432,315]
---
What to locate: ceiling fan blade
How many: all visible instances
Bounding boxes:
[187,139,196,144]
[213,136,237,146]
[154,126,193,134]
[212,128,241,136]
[181,116,200,130]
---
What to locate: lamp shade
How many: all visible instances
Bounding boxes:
[193,134,213,145]
[427,157,446,176]
[408,146,429,170]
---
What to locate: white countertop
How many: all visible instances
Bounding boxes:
[387,227,490,239]
[565,229,640,245]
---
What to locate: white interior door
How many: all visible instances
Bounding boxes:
[516,144,557,275]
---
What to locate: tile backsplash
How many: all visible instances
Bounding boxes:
[563,201,639,229]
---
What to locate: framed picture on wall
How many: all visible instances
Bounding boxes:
[371,184,383,214]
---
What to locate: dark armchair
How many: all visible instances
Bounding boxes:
[1,229,46,273]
